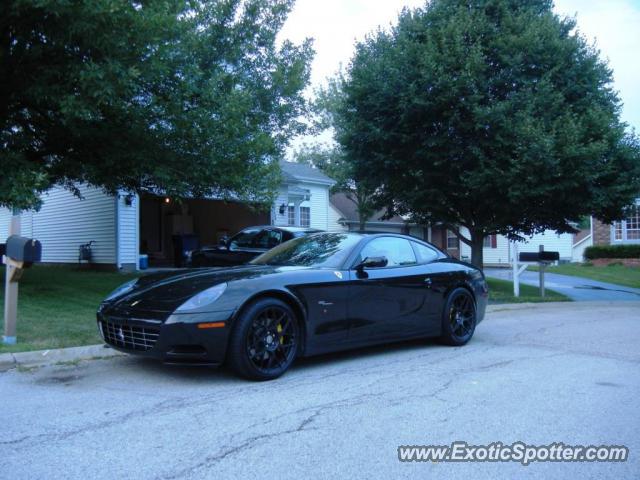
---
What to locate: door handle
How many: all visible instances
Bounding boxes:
[424,277,432,288]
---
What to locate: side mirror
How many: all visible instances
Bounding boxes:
[355,256,388,272]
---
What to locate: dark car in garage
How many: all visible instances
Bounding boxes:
[187,225,321,267]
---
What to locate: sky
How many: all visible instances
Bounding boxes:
[279,0,640,147]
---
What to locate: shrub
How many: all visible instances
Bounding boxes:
[584,244,640,260]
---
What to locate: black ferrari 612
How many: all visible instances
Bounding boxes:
[97,232,488,380]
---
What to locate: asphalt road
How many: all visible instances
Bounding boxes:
[1,302,639,480]
[485,268,640,301]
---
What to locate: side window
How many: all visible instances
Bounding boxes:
[357,237,417,268]
[253,229,282,249]
[229,228,260,249]
[412,242,438,264]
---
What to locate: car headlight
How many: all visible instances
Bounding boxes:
[104,279,138,302]
[175,283,227,313]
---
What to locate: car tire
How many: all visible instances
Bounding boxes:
[439,288,477,346]
[227,298,300,381]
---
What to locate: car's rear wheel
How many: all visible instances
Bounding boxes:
[439,288,476,346]
[227,298,299,380]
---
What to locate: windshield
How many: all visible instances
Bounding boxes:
[250,233,362,268]
[229,228,281,250]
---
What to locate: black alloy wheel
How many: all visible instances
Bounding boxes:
[227,298,299,380]
[439,288,477,346]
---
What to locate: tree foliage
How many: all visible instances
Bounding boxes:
[1,0,313,210]
[333,0,640,266]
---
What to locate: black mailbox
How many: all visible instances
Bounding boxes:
[6,235,42,264]
[519,251,559,263]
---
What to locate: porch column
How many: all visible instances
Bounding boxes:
[294,200,301,226]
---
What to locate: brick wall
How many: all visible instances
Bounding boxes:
[592,218,612,246]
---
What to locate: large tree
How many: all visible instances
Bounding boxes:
[333,0,640,267]
[1,0,313,210]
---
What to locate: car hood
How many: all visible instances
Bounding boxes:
[104,265,289,314]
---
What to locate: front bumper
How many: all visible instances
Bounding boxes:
[97,310,234,366]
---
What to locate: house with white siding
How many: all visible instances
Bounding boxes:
[457,228,574,266]
[0,161,335,270]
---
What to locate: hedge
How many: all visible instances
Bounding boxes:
[584,244,640,260]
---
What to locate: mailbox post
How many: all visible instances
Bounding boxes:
[514,245,560,299]
[3,230,42,344]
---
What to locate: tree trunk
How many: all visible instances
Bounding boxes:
[358,216,365,231]
[469,232,484,269]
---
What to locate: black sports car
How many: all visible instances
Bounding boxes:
[97,232,488,380]
[187,225,321,267]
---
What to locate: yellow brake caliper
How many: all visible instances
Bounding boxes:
[277,323,283,344]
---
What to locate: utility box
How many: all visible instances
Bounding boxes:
[6,235,42,264]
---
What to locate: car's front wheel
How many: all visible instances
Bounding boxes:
[227,298,300,380]
[439,288,477,346]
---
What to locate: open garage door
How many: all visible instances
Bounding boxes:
[140,194,270,267]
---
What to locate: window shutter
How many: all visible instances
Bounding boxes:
[490,235,497,248]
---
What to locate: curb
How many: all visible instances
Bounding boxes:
[0,344,124,372]
[486,300,640,313]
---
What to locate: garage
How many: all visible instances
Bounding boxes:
[139,193,270,267]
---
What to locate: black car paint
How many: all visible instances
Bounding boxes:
[97,234,488,366]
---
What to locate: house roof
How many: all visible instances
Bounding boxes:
[279,160,335,186]
[330,192,408,225]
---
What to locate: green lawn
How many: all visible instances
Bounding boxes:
[528,263,640,289]
[487,278,570,304]
[0,266,138,353]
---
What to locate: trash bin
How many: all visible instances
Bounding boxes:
[172,234,199,268]
[139,254,149,270]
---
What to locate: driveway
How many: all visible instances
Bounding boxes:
[1,302,639,480]
[485,268,640,301]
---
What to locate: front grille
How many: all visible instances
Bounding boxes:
[99,319,160,352]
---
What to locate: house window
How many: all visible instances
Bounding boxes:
[287,205,295,226]
[613,204,640,242]
[300,206,310,227]
[614,222,623,240]
[483,234,497,248]
[446,230,459,249]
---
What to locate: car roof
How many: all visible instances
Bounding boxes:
[306,231,449,256]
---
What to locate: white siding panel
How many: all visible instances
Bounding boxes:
[518,231,573,260]
[117,193,139,268]
[572,234,592,262]
[0,209,33,240]
[31,186,116,264]
[328,204,347,232]
[0,208,11,241]
[302,184,329,231]
[272,187,289,227]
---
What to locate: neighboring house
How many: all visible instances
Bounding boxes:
[592,198,640,245]
[0,161,335,270]
[328,193,574,265]
[457,228,574,266]
[329,192,427,238]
